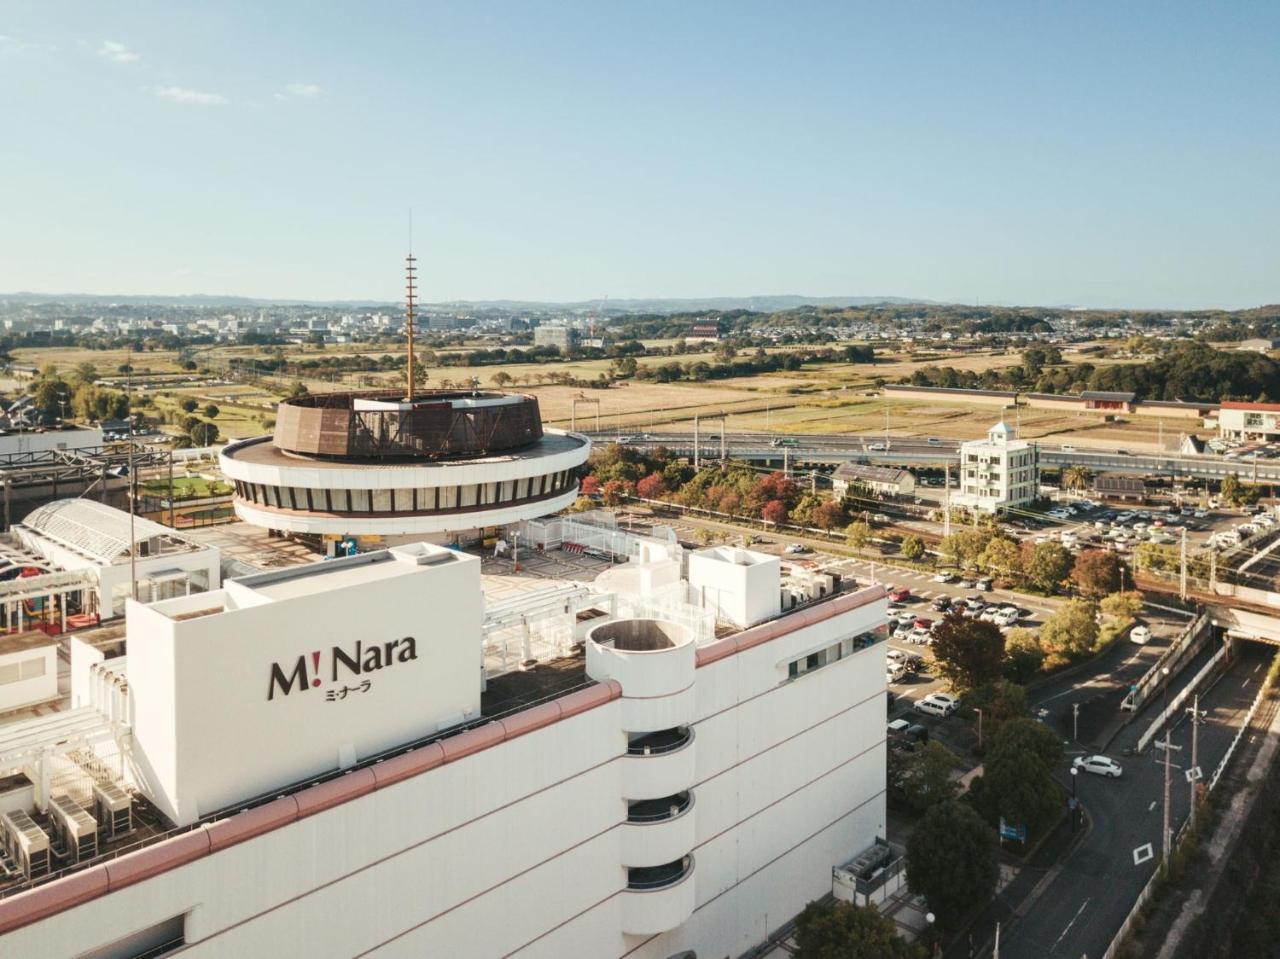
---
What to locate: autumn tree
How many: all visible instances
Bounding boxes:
[1070,549,1123,599]
[812,500,847,532]
[580,475,601,496]
[981,536,1021,578]
[762,499,789,526]
[635,472,667,500]
[930,614,1005,693]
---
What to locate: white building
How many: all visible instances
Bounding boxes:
[1218,401,1280,443]
[832,464,917,499]
[10,500,221,619]
[952,420,1039,514]
[0,539,889,959]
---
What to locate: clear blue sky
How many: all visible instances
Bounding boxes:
[2,2,1277,309]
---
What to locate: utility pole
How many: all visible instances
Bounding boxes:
[126,349,137,603]
[810,469,817,495]
[1180,526,1188,601]
[719,413,726,461]
[693,416,700,471]
[1073,701,1079,742]
[884,400,890,451]
[783,447,790,477]
[1210,547,1217,591]
[943,462,952,538]
[1188,695,1202,828]
[1157,732,1182,863]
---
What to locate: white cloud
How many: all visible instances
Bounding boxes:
[275,82,323,100]
[98,40,140,64]
[152,85,227,106]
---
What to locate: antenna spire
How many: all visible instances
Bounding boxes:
[405,220,417,403]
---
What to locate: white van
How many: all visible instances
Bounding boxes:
[914,696,955,719]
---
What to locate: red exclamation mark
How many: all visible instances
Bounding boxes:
[311,651,322,687]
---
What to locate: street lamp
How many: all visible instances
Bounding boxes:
[925,912,938,958]
[974,707,984,750]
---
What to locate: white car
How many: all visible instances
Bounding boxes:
[928,692,960,711]
[932,572,956,583]
[914,694,958,718]
[996,608,1019,627]
[1130,625,1151,644]
[887,718,911,735]
[1074,754,1123,778]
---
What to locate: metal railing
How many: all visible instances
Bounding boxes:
[626,792,693,824]
[626,855,694,891]
[626,727,693,757]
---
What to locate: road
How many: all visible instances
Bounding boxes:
[992,642,1274,959]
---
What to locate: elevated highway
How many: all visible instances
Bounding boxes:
[589,430,1280,482]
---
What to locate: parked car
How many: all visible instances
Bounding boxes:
[784,543,810,554]
[957,578,976,589]
[931,596,952,612]
[888,588,912,603]
[1074,754,1123,778]
[976,578,993,592]
[913,618,934,631]
[933,571,957,584]
[1130,625,1151,644]
[915,695,957,718]
[887,718,911,735]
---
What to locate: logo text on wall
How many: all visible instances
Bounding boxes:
[268,638,419,701]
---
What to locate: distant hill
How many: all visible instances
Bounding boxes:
[0,292,937,313]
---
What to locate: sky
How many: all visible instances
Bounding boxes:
[1,2,1278,309]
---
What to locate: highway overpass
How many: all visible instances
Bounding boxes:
[587,430,1280,483]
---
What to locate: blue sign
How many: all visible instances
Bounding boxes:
[999,819,1027,842]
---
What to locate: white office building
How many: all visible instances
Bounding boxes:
[0,537,889,959]
[952,420,1039,514]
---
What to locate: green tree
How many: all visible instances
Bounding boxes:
[33,376,71,419]
[1062,465,1092,492]
[1002,628,1045,684]
[845,521,872,550]
[906,800,999,933]
[72,361,98,386]
[203,403,220,419]
[1039,599,1100,660]
[970,718,1065,840]
[1070,549,1123,599]
[794,899,924,959]
[964,680,1030,738]
[1099,590,1143,621]
[491,371,513,387]
[188,420,219,446]
[286,380,309,399]
[900,534,925,561]
[179,398,199,414]
[1022,540,1073,593]
[930,615,1005,693]
[892,741,961,814]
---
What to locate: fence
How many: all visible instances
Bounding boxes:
[1122,611,1210,711]
[1136,645,1226,754]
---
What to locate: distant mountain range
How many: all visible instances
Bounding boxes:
[0,292,938,313]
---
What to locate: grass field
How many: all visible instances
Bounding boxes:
[8,340,1195,450]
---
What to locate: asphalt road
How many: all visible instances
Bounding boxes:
[995,641,1274,959]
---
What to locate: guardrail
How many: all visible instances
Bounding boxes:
[1136,645,1226,754]
[1209,669,1272,791]
[1122,612,1210,712]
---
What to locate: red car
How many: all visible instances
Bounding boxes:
[889,588,911,603]
[913,617,934,630]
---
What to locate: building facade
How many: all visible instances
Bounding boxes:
[0,543,889,959]
[1218,401,1280,443]
[952,421,1039,514]
[831,464,917,499]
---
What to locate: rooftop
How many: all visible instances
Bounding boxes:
[18,500,209,567]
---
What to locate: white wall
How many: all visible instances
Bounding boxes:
[0,643,57,713]
[127,547,483,824]
[688,548,782,628]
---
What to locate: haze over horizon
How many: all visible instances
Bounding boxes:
[2,1,1278,310]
